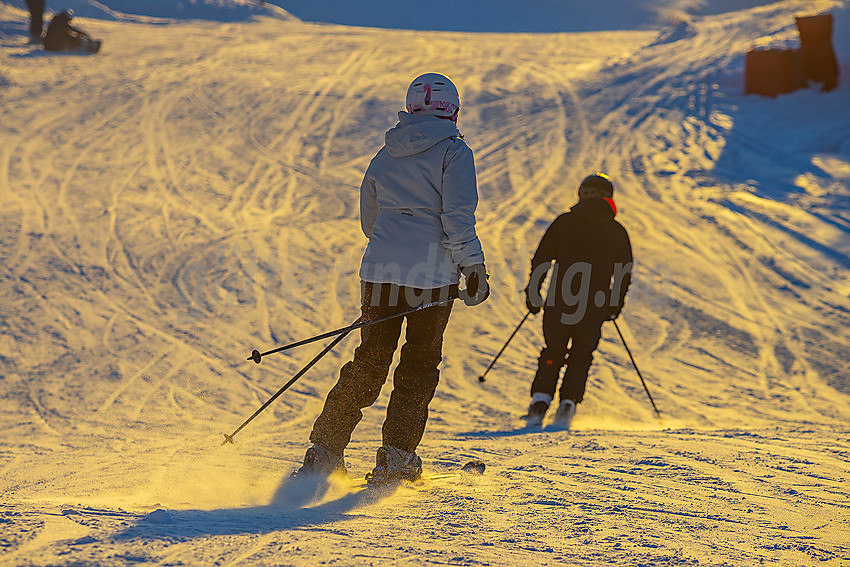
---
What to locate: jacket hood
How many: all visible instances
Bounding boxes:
[385,111,461,158]
[570,197,617,223]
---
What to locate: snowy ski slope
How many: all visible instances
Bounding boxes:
[1,0,849,565]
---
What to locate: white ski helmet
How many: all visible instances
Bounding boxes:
[405,73,460,122]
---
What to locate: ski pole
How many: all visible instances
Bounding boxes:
[223,322,359,445]
[612,319,661,418]
[248,295,457,364]
[478,311,532,383]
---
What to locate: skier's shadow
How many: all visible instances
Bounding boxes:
[112,476,397,542]
[457,423,571,439]
[457,428,535,439]
[10,49,99,59]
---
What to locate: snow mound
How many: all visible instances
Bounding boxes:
[653,16,698,44]
[142,509,174,524]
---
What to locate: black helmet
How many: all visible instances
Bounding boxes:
[578,173,614,200]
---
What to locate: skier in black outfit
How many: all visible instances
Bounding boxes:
[523,173,633,428]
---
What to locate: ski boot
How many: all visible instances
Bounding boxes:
[524,392,552,427]
[291,444,347,479]
[553,399,577,429]
[365,445,423,485]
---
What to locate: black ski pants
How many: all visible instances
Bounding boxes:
[26,0,44,37]
[310,282,454,456]
[530,308,604,404]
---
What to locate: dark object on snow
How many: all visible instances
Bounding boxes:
[744,49,806,97]
[43,10,100,53]
[25,0,45,41]
[524,173,633,410]
[744,12,840,97]
[461,460,486,474]
[796,14,839,91]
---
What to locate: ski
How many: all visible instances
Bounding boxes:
[352,459,485,490]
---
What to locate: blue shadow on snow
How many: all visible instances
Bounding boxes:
[111,475,397,541]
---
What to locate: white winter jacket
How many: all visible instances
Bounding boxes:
[359,112,485,288]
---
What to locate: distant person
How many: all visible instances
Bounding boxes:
[43,10,100,53]
[25,0,45,43]
[523,173,633,428]
[292,73,489,484]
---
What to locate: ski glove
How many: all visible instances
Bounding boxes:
[460,264,490,307]
[607,305,622,320]
[524,285,543,314]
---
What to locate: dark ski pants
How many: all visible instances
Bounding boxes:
[309,282,454,456]
[26,0,44,37]
[530,308,604,404]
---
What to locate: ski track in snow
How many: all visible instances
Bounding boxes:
[1,0,849,565]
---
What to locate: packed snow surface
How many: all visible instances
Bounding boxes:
[1,0,849,565]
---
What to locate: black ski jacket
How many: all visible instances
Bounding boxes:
[528,198,633,323]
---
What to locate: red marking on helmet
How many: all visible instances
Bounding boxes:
[605,197,617,216]
[424,84,431,105]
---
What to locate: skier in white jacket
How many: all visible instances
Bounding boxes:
[294,73,489,484]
